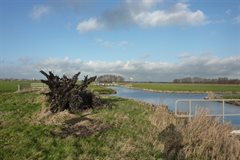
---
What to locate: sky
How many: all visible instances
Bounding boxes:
[0,0,240,81]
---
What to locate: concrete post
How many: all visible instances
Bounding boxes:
[17,84,20,92]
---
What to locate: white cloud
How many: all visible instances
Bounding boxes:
[233,15,240,24]
[76,18,104,33]
[19,56,31,65]
[96,39,114,48]
[96,38,131,48]
[1,55,240,81]
[127,0,163,10]
[30,5,51,20]
[209,19,225,24]
[141,0,160,7]
[133,3,206,27]
[118,41,130,47]
[76,1,207,33]
[225,9,232,15]
[33,55,240,81]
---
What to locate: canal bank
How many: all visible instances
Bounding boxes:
[110,86,240,126]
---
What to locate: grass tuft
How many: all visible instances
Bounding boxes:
[154,109,240,160]
[178,109,240,160]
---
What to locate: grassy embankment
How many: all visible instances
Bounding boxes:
[0,80,162,159]
[88,85,116,94]
[0,93,163,159]
[0,80,32,93]
[123,82,240,93]
[222,94,240,99]
[1,80,240,159]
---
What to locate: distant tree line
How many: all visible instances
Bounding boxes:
[97,75,124,83]
[0,78,39,81]
[173,77,240,84]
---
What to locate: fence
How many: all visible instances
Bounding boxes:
[30,83,48,90]
[175,99,240,123]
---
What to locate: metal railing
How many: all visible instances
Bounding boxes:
[175,99,240,123]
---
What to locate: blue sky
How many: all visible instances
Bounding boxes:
[0,0,240,81]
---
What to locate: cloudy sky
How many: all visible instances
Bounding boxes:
[0,0,240,81]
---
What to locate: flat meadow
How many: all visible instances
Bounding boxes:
[125,82,240,93]
[1,80,240,159]
[0,80,163,159]
[0,80,33,93]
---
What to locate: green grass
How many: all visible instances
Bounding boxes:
[88,85,116,94]
[1,84,239,159]
[0,92,162,160]
[221,94,240,99]
[0,80,116,95]
[126,82,240,93]
[0,80,34,93]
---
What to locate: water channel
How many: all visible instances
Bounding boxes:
[110,86,240,126]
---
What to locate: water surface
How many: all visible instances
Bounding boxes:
[110,86,240,126]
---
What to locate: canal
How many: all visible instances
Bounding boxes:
[110,86,240,126]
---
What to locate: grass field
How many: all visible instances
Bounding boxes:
[0,92,163,160]
[1,91,239,159]
[0,80,33,93]
[0,80,162,159]
[125,82,240,93]
[1,81,240,159]
[0,80,115,95]
[222,94,240,99]
[88,85,116,94]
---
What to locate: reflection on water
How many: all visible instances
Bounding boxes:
[110,86,240,126]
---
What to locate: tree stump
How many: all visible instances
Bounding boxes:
[40,70,99,113]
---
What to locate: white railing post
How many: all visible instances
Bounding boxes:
[17,84,20,92]
[175,101,177,116]
[222,100,225,123]
[174,99,240,125]
[189,100,192,121]
[195,105,197,116]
